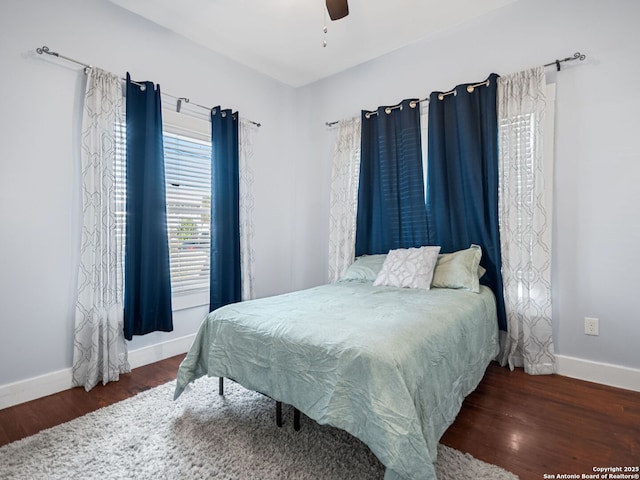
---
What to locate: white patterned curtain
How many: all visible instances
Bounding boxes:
[239,118,257,300]
[328,116,361,282]
[497,66,556,374]
[72,68,130,391]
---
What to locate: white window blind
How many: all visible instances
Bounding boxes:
[163,114,212,297]
[499,111,537,224]
[114,122,127,269]
[114,110,212,305]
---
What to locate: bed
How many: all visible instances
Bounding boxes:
[174,248,499,480]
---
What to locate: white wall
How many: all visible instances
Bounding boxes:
[294,0,640,374]
[0,0,300,389]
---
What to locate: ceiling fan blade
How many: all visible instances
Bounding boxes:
[326,0,349,21]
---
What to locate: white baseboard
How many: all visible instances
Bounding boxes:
[556,354,640,392]
[0,368,75,411]
[0,334,195,410]
[127,334,195,370]
[3,343,637,411]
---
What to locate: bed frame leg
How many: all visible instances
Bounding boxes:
[293,407,301,431]
[276,401,283,427]
[219,378,287,430]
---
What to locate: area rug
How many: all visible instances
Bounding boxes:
[0,377,518,480]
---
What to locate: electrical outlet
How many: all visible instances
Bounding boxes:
[584,317,599,336]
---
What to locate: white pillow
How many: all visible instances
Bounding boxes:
[373,246,441,290]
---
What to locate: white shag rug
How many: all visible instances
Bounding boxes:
[0,377,518,480]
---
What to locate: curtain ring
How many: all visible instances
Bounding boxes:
[211,107,217,115]
[438,93,444,101]
[467,85,475,93]
[409,100,417,108]
[385,107,392,114]
[365,112,371,119]
[222,111,227,117]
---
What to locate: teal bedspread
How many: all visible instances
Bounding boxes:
[175,280,499,480]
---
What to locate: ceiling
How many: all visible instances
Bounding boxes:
[109,0,518,88]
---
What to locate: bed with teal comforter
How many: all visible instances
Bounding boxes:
[174,279,499,480]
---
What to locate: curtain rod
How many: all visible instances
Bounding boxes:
[544,52,586,72]
[325,51,586,127]
[35,46,261,127]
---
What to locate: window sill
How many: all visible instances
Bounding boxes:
[172,291,209,312]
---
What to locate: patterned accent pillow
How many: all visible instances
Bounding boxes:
[373,246,441,290]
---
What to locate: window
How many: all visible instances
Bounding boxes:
[163,111,211,305]
[497,82,556,246]
[420,102,429,201]
[115,110,212,310]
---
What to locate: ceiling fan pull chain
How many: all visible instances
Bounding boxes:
[323,8,328,47]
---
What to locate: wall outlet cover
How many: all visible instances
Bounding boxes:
[585,317,599,336]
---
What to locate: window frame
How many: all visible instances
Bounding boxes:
[115,109,212,312]
[162,109,212,311]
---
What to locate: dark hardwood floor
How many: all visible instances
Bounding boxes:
[440,364,639,479]
[1,356,638,480]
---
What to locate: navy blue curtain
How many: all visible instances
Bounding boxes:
[426,73,506,331]
[209,107,241,312]
[355,99,428,256]
[123,74,173,340]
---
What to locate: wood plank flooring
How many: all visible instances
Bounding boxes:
[1,356,638,480]
[440,364,639,479]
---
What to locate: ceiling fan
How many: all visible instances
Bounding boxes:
[326,0,349,20]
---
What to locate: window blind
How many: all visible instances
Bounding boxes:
[163,123,212,296]
[114,115,212,299]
